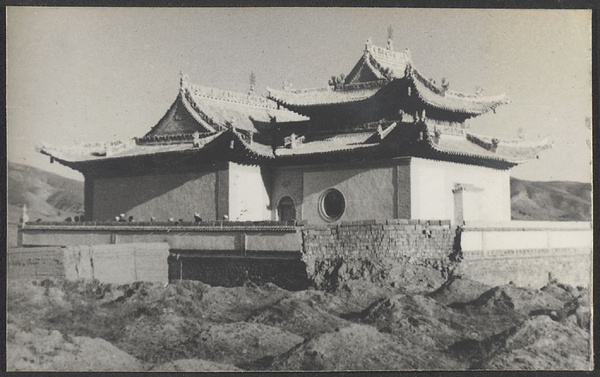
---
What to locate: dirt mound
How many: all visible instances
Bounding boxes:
[247,292,354,338]
[561,290,591,330]
[192,322,304,367]
[457,284,564,315]
[427,276,491,306]
[359,294,467,348]
[538,281,590,330]
[331,279,397,311]
[271,323,464,370]
[282,289,364,316]
[197,283,290,322]
[6,277,591,371]
[6,326,142,371]
[104,281,294,365]
[6,280,73,329]
[151,359,242,372]
[446,284,566,340]
[481,316,591,370]
[540,280,580,303]
[386,262,448,293]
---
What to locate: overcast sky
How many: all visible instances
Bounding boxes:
[6,7,592,183]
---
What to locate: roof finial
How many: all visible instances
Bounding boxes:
[249,71,256,93]
[387,25,394,51]
[365,37,372,52]
[180,70,184,88]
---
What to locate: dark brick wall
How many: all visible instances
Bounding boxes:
[168,255,309,291]
[91,169,222,222]
[7,247,66,280]
[302,219,457,278]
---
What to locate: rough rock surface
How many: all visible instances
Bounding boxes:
[6,326,142,372]
[427,276,491,305]
[458,284,565,315]
[247,292,354,338]
[270,323,464,370]
[190,322,304,366]
[150,359,242,372]
[359,294,468,348]
[311,257,447,294]
[481,316,591,370]
[6,275,591,371]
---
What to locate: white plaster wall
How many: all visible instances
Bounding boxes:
[302,166,395,224]
[228,162,270,221]
[410,158,511,222]
[462,190,484,222]
[461,226,593,252]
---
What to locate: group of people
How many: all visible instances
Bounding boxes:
[109,212,208,223]
[114,213,135,222]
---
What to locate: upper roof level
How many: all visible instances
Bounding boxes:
[268,41,509,120]
[36,39,549,173]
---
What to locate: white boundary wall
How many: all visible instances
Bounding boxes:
[458,221,592,288]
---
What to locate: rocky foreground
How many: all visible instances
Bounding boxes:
[6,265,591,371]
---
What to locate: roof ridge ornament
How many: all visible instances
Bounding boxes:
[365,37,372,52]
[179,70,189,90]
[328,73,346,90]
[249,71,256,93]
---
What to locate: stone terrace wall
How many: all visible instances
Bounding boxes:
[7,247,66,280]
[8,243,170,284]
[302,219,458,281]
[458,248,591,289]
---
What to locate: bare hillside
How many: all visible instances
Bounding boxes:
[511,177,591,221]
[6,162,84,246]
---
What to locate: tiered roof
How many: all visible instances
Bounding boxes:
[268,43,509,118]
[39,40,549,172]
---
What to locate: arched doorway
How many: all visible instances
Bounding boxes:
[277,196,296,221]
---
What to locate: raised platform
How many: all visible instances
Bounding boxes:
[19,221,302,258]
[18,219,592,289]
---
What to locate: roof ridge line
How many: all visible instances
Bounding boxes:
[466,131,553,148]
[268,86,333,94]
[408,64,510,103]
[180,89,221,131]
[183,81,280,110]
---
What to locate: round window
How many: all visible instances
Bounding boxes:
[319,189,345,221]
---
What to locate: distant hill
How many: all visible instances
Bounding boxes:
[511,177,591,221]
[5,163,591,246]
[7,162,84,246]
